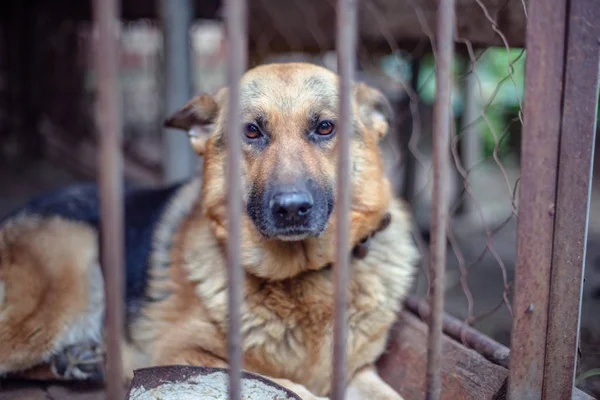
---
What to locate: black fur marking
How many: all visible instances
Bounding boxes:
[0,181,184,332]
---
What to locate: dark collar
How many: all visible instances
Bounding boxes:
[322,212,392,270]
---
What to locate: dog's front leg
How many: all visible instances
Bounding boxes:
[345,365,404,400]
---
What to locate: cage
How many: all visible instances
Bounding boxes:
[0,0,599,399]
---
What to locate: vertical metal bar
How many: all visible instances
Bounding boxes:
[426,0,455,399]
[543,0,600,398]
[507,0,569,398]
[224,0,247,398]
[331,0,357,398]
[160,0,196,183]
[93,0,125,399]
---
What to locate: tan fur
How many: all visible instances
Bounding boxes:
[0,216,104,375]
[134,63,419,399]
[193,63,396,281]
[131,198,416,399]
[0,63,419,399]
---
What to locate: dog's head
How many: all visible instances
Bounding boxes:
[165,62,393,276]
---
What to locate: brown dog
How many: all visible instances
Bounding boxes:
[0,62,419,399]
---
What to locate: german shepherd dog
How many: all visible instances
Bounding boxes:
[0,63,419,399]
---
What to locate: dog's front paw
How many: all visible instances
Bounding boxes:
[269,377,330,400]
[285,385,330,400]
[50,342,104,381]
[292,388,329,400]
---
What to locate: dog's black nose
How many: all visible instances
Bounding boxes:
[270,191,313,223]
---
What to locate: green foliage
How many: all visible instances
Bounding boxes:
[381,47,528,159]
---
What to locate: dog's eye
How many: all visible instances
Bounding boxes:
[316,121,335,136]
[245,123,261,139]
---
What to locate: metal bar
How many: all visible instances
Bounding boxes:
[507,0,569,398]
[425,0,455,398]
[93,0,125,399]
[405,295,510,368]
[160,0,196,183]
[331,0,357,398]
[224,0,247,398]
[542,0,600,398]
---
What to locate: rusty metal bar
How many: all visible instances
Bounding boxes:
[93,0,125,399]
[426,0,455,399]
[331,0,357,398]
[224,0,247,398]
[507,0,569,398]
[406,295,510,368]
[542,0,600,398]
[160,0,196,183]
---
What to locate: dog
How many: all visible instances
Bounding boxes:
[0,62,419,399]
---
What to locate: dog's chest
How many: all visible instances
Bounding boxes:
[238,266,398,394]
[181,204,417,395]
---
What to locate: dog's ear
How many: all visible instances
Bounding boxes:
[354,82,393,140]
[163,92,222,155]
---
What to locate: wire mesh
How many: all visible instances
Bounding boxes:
[235,4,529,355]
[2,0,528,388]
[241,0,531,396]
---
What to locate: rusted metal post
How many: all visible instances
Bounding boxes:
[224,0,247,398]
[425,0,455,399]
[93,0,125,398]
[542,0,600,398]
[331,0,357,399]
[160,0,196,183]
[507,0,569,398]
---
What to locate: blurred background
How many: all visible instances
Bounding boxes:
[0,0,598,396]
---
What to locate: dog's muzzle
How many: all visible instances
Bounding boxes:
[269,190,314,226]
[247,179,333,241]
